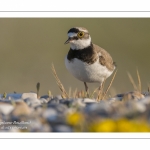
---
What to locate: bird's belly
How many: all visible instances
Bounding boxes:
[65,57,113,83]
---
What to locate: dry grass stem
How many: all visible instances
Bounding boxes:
[136,69,141,92]
[91,87,99,99]
[102,70,117,100]
[127,72,138,91]
[2,92,7,99]
[51,63,69,99]
[81,90,85,98]
[96,78,106,101]
[48,90,53,98]
[68,87,72,98]
[36,82,40,98]
[72,88,77,98]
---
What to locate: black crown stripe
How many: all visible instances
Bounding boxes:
[68,28,79,33]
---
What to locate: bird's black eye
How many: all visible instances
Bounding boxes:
[77,31,84,38]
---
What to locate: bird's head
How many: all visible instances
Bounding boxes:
[64,27,91,50]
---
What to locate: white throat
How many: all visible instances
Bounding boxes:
[70,36,91,50]
[68,33,91,50]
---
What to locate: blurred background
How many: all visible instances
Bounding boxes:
[0,18,150,96]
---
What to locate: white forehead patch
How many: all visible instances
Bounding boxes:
[68,32,77,37]
[76,27,88,32]
[79,29,88,33]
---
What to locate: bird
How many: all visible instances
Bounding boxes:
[64,27,116,95]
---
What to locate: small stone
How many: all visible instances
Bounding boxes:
[142,91,150,97]
[59,99,71,106]
[48,95,63,104]
[85,101,111,116]
[55,104,68,114]
[0,103,14,115]
[53,125,72,132]
[83,98,97,103]
[41,124,52,132]
[40,98,48,104]
[29,119,51,132]
[48,98,60,104]
[24,98,41,107]
[43,108,58,122]
[47,103,67,114]
[54,95,62,100]
[122,91,145,101]
[135,102,146,112]
[12,101,31,116]
[59,98,86,108]
[21,93,37,100]
[108,96,122,102]
[40,95,50,99]
[123,101,146,117]
[72,99,85,107]
[140,96,150,105]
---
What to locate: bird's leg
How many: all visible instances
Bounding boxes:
[84,82,89,97]
[84,82,88,92]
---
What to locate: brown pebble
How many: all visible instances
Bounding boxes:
[122,91,145,101]
[12,101,31,116]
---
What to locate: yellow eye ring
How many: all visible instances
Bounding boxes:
[77,31,84,38]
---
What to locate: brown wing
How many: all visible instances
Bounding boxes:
[93,44,116,71]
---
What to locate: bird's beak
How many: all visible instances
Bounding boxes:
[64,37,72,44]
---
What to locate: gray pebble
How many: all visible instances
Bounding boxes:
[54,95,62,100]
[47,103,67,114]
[85,101,111,117]
[40,95,50,99]
[48,98,60,104]
[53,125,72,132]
[24,98,41,107]
[139,96,150,105]
[40,98,48,104]
[43,108,58,122]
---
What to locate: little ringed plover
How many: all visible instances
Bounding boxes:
[64,27,116,93]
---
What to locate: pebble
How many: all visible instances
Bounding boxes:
[12,101,31,116]
[40,95,50,99]
[139,96,150,105]
[74,98,86,107]
[29,119,51,132]
[40,98,48,104]
[0,103,14,115]
[135,102,146,112]
[22,93,37,100]
[83,98,97,103]
[59,99,71,106]
[54,95,62,100]
[47,103,67,115]
[85,101,111,117]
[115,91,145,101]
[53,125,72,132]
[48,98,60,104]
[24,97,41,107]
[43,108,58,122]
[0,91,150,132]
[48,95,63,104]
